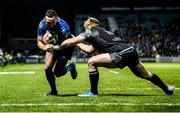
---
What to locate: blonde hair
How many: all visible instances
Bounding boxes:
[84,17,100,29]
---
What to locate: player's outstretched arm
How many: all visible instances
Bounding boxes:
[50,35,84,51]
[77,43,95,53]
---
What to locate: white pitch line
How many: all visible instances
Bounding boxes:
[0,71,35,75]
[3,67,40,71]
[2,67,20,71]
[1,102,180,107]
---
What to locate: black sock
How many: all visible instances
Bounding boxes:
[45,69,57,92]
[89,71,99,94]
[149,74,167,90]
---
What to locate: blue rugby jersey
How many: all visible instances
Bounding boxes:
[37,17,71,45]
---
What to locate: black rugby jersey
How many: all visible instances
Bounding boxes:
[80,27,132,53]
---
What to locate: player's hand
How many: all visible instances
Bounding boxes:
[43,44,54,51]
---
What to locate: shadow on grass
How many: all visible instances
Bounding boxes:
[57,94,78,97]
[100,93,163,96]
[54,93,164,97]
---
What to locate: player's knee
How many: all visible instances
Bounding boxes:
[135,72,151,80]
[88,57,97,65]
[88,58,97,72]
[44,63,54,70]
[88,58,96,67]
[143,72,152,80]
[44,66,51,71]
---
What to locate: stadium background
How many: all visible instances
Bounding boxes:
[0,0,180,112]
[0,0,180,64]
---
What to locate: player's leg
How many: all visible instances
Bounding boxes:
[53,59,68,77]
[129,61,173,95]
[89,53,117,93]
[54,46,77,79]
[116,47,174,95]
[79,53,116,97]
[44,52,57,96]
[66,46,77,79]
[54,59,77,79]
[128,61,152,79]
[69,62,77,79]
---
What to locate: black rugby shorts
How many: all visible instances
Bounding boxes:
[110,46,139,68]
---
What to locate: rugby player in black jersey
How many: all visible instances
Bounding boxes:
[49,17,173,96]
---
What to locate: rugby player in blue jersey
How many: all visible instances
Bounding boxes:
[37,9,77,96]
[49,17,173,96]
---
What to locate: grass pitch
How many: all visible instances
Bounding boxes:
[0,63,179,112]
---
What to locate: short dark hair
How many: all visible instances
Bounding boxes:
[45,9,58,18]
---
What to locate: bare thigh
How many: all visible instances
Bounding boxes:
[88,53,118,68]
[45,52,56,70]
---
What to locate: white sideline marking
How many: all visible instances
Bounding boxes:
[0,71,35,75]
[109,70,119,74]
[1,102,180,107]
[4,67,40,71]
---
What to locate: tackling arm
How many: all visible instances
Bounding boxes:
[50,35,85,51]
[77,43,95,54]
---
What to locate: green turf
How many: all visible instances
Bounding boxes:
[0,63,179,112]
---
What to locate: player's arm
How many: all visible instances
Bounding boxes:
[50,29,95,51]
[37,21,54,51]
[77,43,95,54]
[37,21,46,51]
[37,34,53,51]
[50,35,84,51]
[37,36,45,50]
[75,29,98,53]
